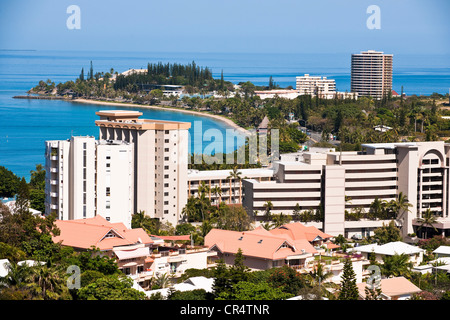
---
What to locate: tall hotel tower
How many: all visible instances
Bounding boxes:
[351,50,393,99]
[45,110,191,227]
[95,110,191,226]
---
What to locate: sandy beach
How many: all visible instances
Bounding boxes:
[72,98,251,136]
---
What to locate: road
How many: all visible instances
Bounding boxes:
[299,126,340,148]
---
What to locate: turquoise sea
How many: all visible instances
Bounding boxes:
[0,50,449,179]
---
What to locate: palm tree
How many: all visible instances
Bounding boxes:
[392,192,412,228]
[227,166,242,203]
[369,197,384,220]
[380,253,412,278]
[310,262,333,288]
[154,273,171,289]
[198,181,210,200]
[28,264,69,300]
[181,197,198,222]
[416,208,438,239]
[271,213,290,228]
[263,201,273,222]
[0,261,32,289]
[211,185,222,205]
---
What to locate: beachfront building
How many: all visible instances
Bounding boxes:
[243,141,450,238]
[95,110,190,226]
[351,50,393,99]
[294,74,358,100]
[296,74,336,97]
[254,90,302,100]
[187,168,274,205]
[45,136,134,227]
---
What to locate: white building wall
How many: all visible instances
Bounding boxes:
[45,140,70,220]
[96,140,134,228]
[69,136,96,220]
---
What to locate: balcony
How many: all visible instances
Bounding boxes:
[129,270,154,282]
[50,167,58,173]
[50,192,58,198]
[50,204,58,210]
[50,180,58,185]
[50,156,58,161]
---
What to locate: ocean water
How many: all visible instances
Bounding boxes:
[0,50,449,179]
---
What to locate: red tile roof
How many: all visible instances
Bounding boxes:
[205,227,318,261]
[52,215,153,251]
[269,222,333,242]
[357,276,421,299]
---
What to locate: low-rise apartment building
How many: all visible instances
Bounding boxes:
[187,168,274,205]
[296,74,336,96]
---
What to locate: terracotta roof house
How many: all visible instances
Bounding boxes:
[53,215,153,251]
[357,276,421,300]
[269,222,333,246]
[52,216,210,289]
[53,216,155,278]
[204,225,318,270]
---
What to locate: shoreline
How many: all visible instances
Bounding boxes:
[72,98,251,136]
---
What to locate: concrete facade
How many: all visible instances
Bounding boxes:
[243,141,450,238]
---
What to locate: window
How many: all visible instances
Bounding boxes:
[106,187,110,196]
[106,201,110,209]
[164,210,169,214]
[164,201,169,205]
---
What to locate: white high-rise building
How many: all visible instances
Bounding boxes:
[95,110,191,226]
[45,136,134,227]
[351,50,393,99]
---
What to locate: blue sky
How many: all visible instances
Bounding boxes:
[1,0,449,54]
